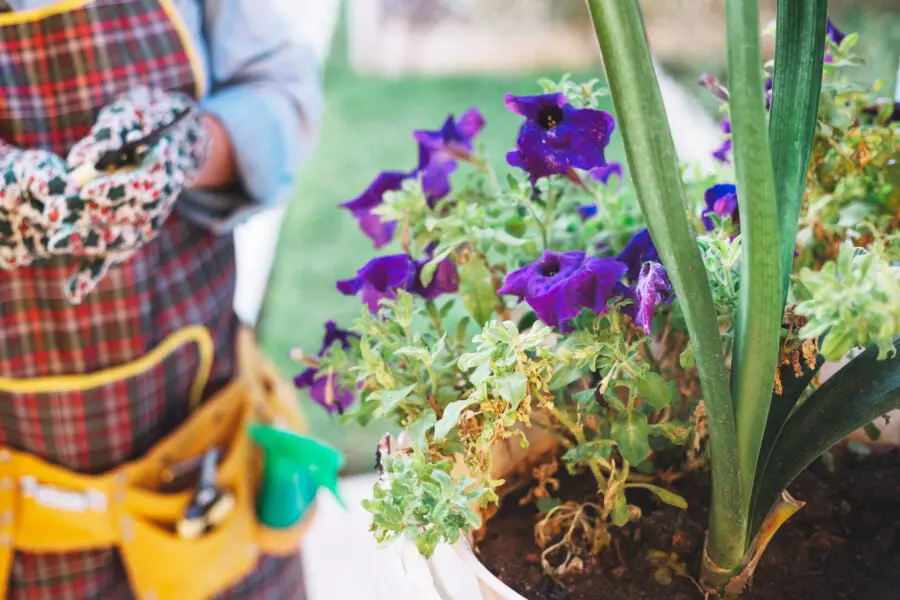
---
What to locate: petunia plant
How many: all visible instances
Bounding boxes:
[291,1,900,597]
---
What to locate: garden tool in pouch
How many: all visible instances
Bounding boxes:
[176,447,237,540]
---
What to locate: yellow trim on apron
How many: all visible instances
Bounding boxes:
[0,0,208,100]
[0,327,311,600]
[0,0,94,25]
[158,0,209,98]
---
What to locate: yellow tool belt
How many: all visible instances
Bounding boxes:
[0,326,311,600]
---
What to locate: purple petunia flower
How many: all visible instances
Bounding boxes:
[504,93,616,185]
[337,254,415,312]
[295,321,361,415]
[827,18,846,45]
[712,120,732,164]
[337,253,459,312]
[294,367,356,415]
[702,184,739,231]
[589,161,623,185]
[341,171,409,248]
[498,250,627,329]
[623,262,673,334]
[615,228,660,282]
[415,108,485,202]
[578,204,598,220]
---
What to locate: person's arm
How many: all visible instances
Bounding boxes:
[180,0,325,231]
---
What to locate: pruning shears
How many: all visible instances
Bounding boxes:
[69,108,192,187]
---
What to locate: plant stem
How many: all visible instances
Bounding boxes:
[725,0,783,530]
[769,0,828,305]
[585,0,746,577]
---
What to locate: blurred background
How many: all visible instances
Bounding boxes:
[249,0,900,475]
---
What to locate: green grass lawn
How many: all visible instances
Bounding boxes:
[257,40,620,473]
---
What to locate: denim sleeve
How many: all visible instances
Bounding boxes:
[180,0,324,230]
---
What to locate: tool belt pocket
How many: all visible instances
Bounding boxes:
[0,327,312,600]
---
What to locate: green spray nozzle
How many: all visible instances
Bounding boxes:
[248,423,346,529]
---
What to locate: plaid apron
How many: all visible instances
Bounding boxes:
[0,1,303,598]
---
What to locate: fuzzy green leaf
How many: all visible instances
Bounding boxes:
[495,372,528,409]
[371,384,418,416]
[434,398,478,441]
[750,338,900,537]
[459,255,495,326]
[626,483,688,509]
[637,372,677,410]
[610,410,650,465]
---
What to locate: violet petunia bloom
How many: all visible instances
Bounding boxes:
[341,171,409,248]
[702,184,739,231]
[615,228,660,281]
[414,108,485,202]
[623,262,673,334]
[827,18,846,45]
[589,161,623,186]
[578,204,598,220]
[712,120,732,164]
[498,250,627,329]
[337,253,459,312]
[294,367,356,415]
[504,93,615,184]
[337,254,415,312]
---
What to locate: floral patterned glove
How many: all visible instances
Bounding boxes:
[54,86,211,303]
[0,143,75,269]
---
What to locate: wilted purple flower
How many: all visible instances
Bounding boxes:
[713,120,732,164]
[863,99,900,123]
[504,93,615,184]
[415,108,485,201]
[498,250,627,329]
[623,262,673,334]
[337,253,459,312]
[616,228,660,281]
[341,171,409,248]
[294,367,356,415]
[702,184,739,231]
[319,320,359,356]
[337,254,415,312]
[295,321,360,415]
[589,161,623,185]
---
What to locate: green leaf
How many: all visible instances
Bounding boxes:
[495,372,527,409]
[459,254,496,326]
[572,387,598,405]
[586,0,743,569]
[610,492,630,527]
[626,483,688,509]
[750,338,900,537]
[726,0,783,523]
[610,410,650,465]
[409,409,438,447]
[536,496,561,513]
[563,440,614,465]
[434,398,478,441]
[371,384,417,416]
[769,0,828,302]
[636,372,676,410]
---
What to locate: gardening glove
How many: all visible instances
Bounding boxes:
[0,142,75,269]
[53,86,211,303]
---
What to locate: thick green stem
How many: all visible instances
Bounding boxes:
[585,0,745,576]
[725,0,782,529]
[769,0,828,305]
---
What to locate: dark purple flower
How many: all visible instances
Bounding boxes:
[498,250,627,328]
[589,161,623,185]
[623,262,672,334]
[616,228,660,282]
[294,367,355,415]
[712,120,732,164]
[504,93,615,184]
[702,184,739,231]
[319,320,359,356]
[337,254,415,312]
[341,171,409,248]
[765,76,774,110]
[337,253,459,312]
[578,204,598,220]
[862,99,900,123]
[409,254,460,300]
[415,108,485,202]
[827,18,846,45]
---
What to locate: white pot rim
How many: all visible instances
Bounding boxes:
[452,537,529,600]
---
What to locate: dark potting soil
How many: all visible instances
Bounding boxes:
[476,449,900,600]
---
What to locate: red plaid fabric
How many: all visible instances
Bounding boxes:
[0,1,303,597]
